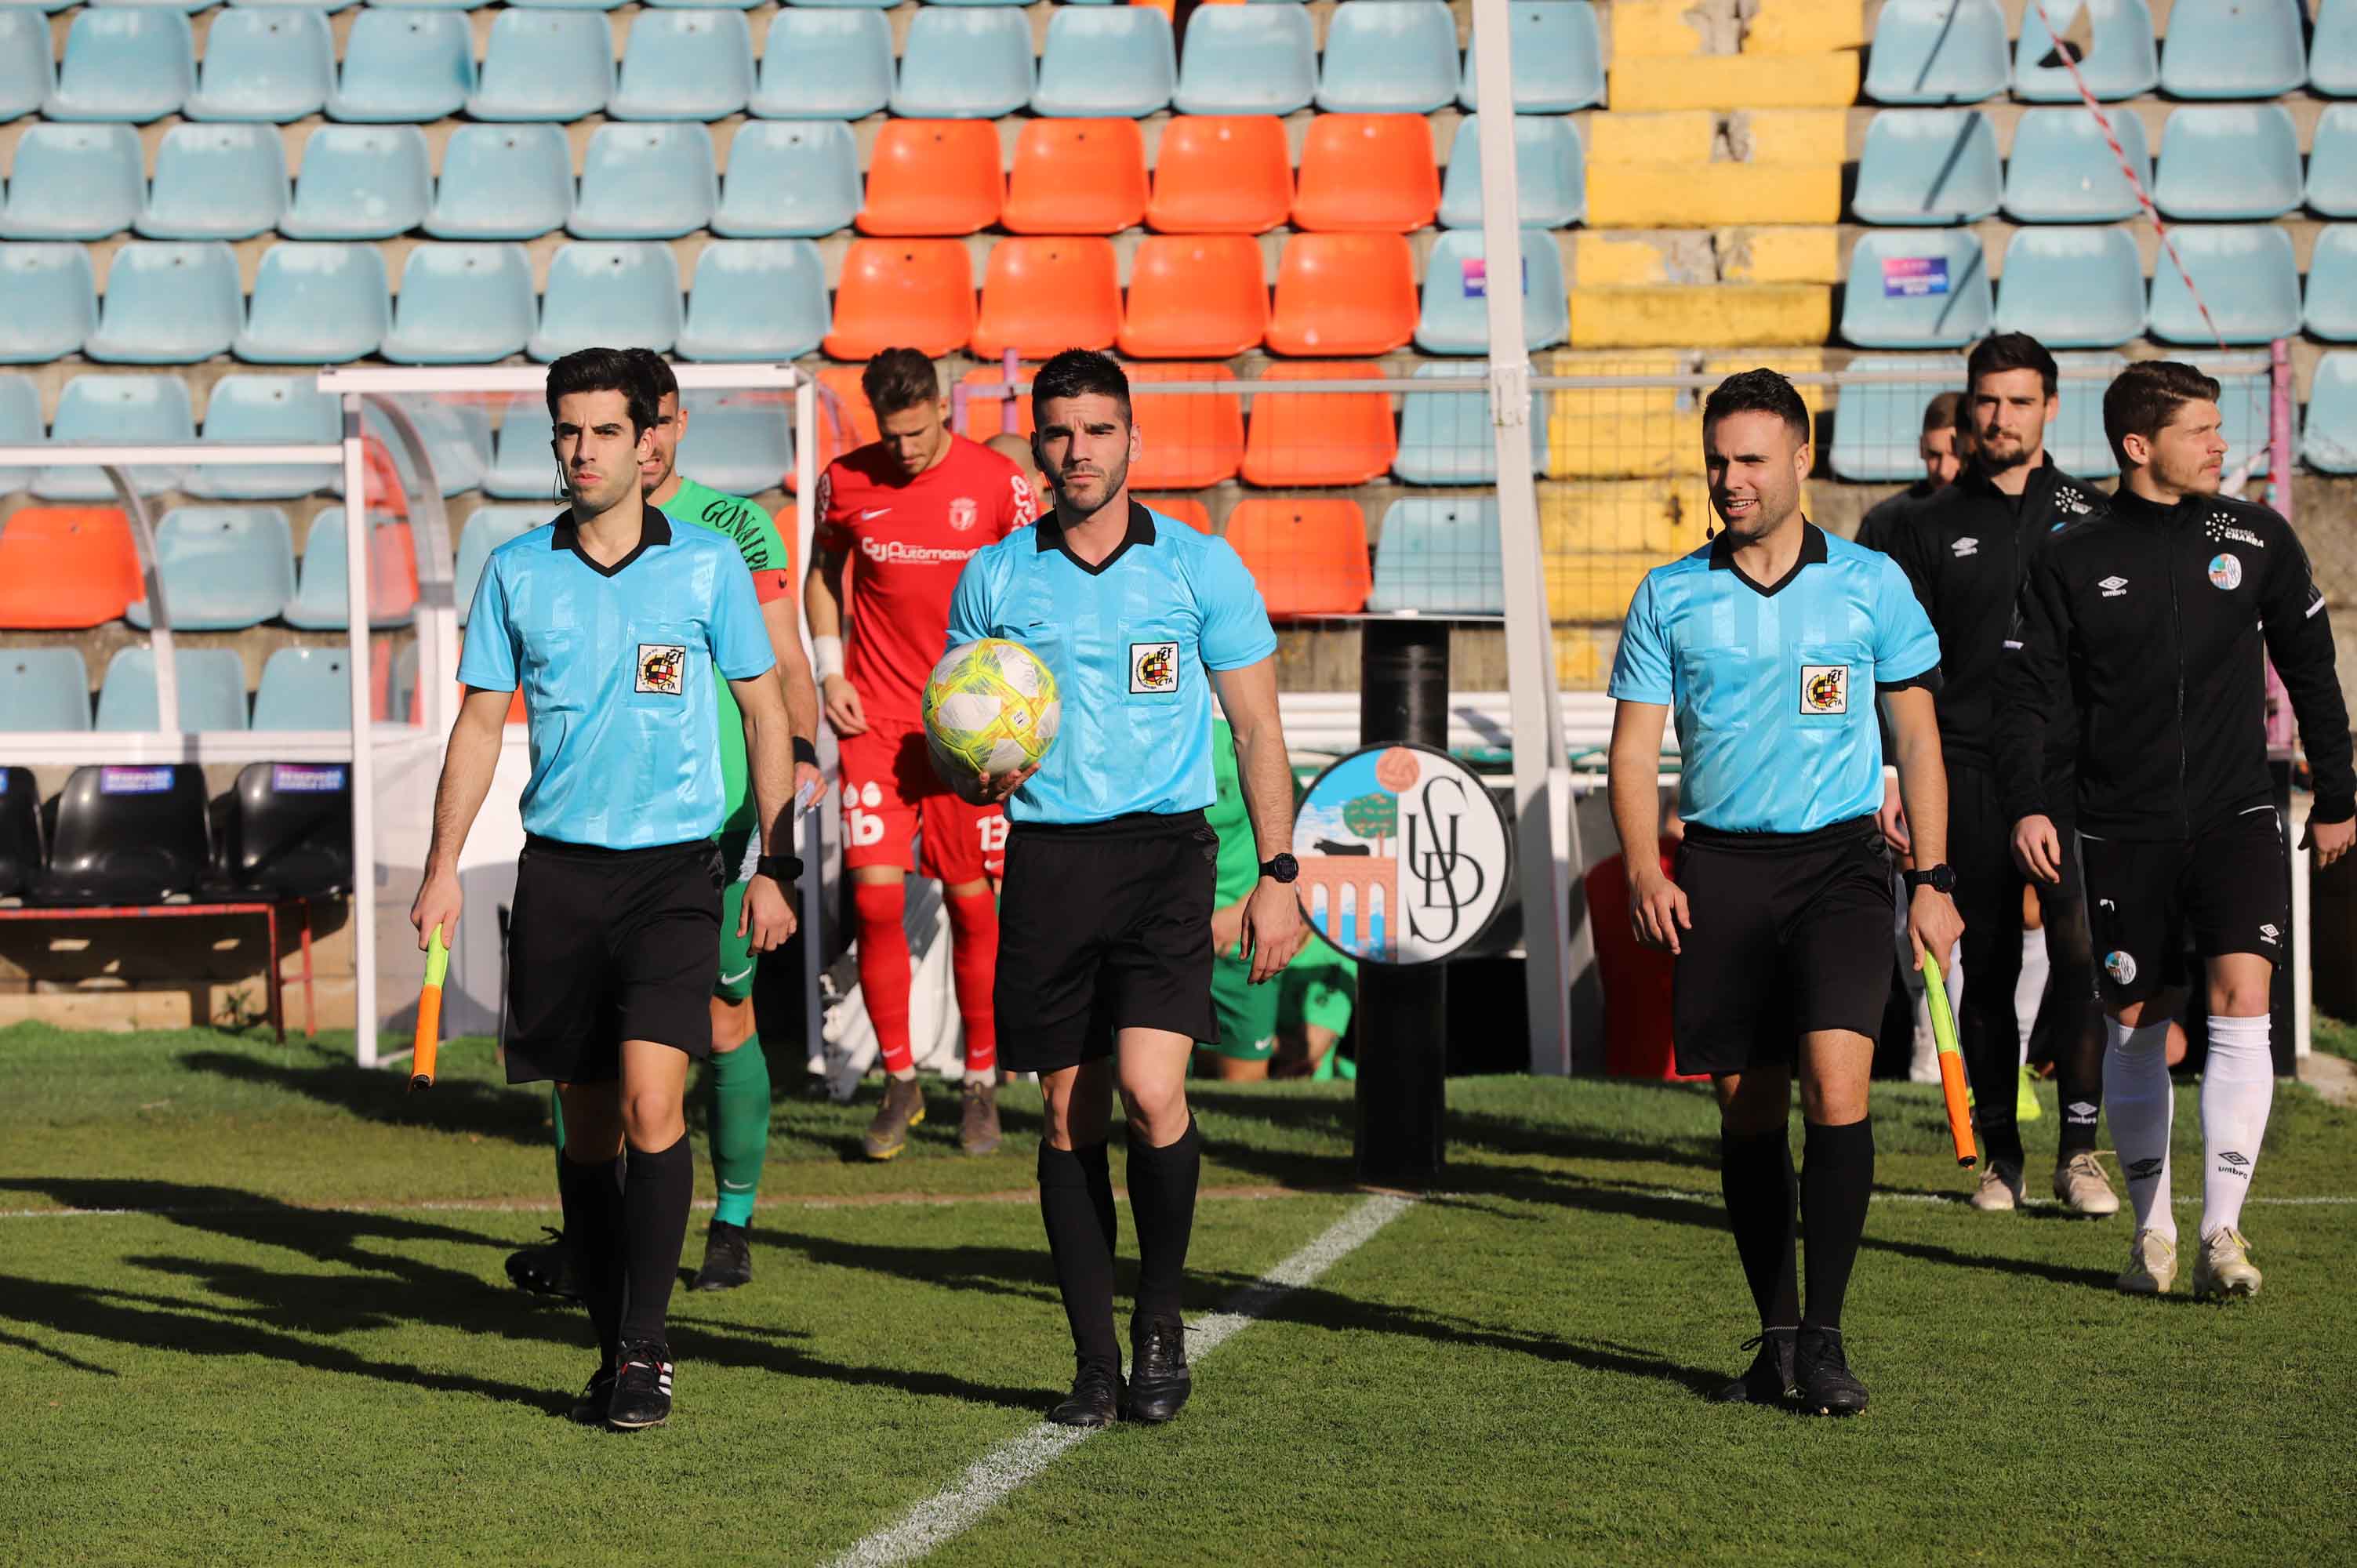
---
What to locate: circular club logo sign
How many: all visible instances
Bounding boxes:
[1291,742,1509,965]
[2208,553,2242,590]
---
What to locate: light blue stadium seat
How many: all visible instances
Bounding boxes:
[1830,357,1955,482]
[2049,351,2123,478]
[1033,7,1174,118]
[455,506,543,624]
[0,246,97,364]
[2304,227,2357,343]
[1395,361,1546,485]
[234,242,391,365]
[137,125,289,241]
[425,125,574,241]
[1438,114,1585,230]
[37,376,194,499]
[2012,0,2156,101]
[284,512,410,629]
[2159,0,2304,99]
[2311,106,2357,217]
[358,398,492,498]
[1414,230,1569,355]
[1172,5,1316,116]
[329,10,474,122]
[1993,227,2144,348]
[45,12,194,122]
[2,125,143,242]
[1840,230,1992,349]
[184,9,335,122]
[783,0,893,8]
[924,0,1026,7]
[677,240,830,362]
[96,647,249,732]
[893,9,1033,119]
[469,12,614,122]
[570,124,718,241]
[2152,106,2301,222]
[91,0,211,15]
[85,241,244,364]
[187,374,342,499]
[2147,225,2299,346]
[751,10,895,120]
[0,649,93,732]
[282,126,432,240]
[2002,107,2148,223]
[1317,1,1460,114]
[1367,498,1503,615]
[0,376,40,492]
[2318,0,2357,98]
[252,647,354,730]
[1863,0,2007,104]
[673,390,794,495]
[0,13,53,124]
[610,9,754,121]
[483,395,558,500]
[232,0,361,13]
[2299,351,2357,471]
[505,0,626,10]
[1851,109,2000,226]
[1458,1,1602,113]
[383,244,538,365]
[714,122,859,239]
[125,506,295,626]
[531,243,683,361]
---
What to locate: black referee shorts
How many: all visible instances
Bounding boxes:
[503,833,725,1085]
[1671,816,1896,1078]
[995,810,1220,1075]
[2081,808,2289,1006]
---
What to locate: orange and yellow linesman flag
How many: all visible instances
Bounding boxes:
[1918,946,1977,1168]
[410,924,448,1092]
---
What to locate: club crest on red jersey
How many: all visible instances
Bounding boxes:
[949,497,978,532]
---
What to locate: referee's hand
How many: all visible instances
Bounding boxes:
[741,873,797,952]
[1627,866,1691,955]
[1907,884,1964,971]
[1241,878,1308,985]
[969,763,1038,807]
[411,870,461,952]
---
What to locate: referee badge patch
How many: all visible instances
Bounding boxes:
[635,643,688,695]
[1800,663,1849,715]
[1130,641,1179,695]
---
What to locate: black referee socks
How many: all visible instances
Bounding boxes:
[1720,1126,1800,1331]
[619,1133,694,1349]
[1039,1140,1121,1374]
[1125,1115,1201,1330]
[557,1150,626,1365]
[1800,1116,1875,1333]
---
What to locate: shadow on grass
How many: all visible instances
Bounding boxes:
[179,1048,552,1147]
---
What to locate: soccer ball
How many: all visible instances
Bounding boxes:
[922,638,1060,789]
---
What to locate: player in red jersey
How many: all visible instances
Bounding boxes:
[808,349,1039,1160]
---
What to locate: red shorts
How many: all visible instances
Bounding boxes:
[838,723,1007,883]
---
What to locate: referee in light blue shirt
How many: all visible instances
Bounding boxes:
[944,350,1307,1431]
[1606,368,1962,1420]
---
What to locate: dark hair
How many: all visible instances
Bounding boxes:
[623,347,678,403]
[1924,390,1964,434]
[2103,360,2222,468]
[544,347,659,436]
[861,348,941,419]
[1031,349,1132,426]
[1701,368,1809,443]
[1967,332,2058,399]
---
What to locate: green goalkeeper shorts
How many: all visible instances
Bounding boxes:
[714,830,760,1004]
[1198,952,1280,1062]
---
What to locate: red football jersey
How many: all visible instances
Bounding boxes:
[815,434,1037,726]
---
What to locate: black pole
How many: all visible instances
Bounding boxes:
[1354,620,1450,1185]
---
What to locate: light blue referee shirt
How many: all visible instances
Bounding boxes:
[458,506,777,849]
[1607,524,1942,835]
[946,501,1278,824]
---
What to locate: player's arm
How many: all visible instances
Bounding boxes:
[1884,685,1964,964]
[712,553,797,951]
[804,475,867,737]
[1211,654,1309,985]
[1865,520,1937,852]
[1607,699,1688,954]
[748,506,823,809]
[2256,530,2357,869]
[409,686,514,950]
[1997,552,2074,882]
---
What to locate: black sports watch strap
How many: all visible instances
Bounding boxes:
[756,854,803,884]
[1903,863,1955,895]
[1260,853,1299,884]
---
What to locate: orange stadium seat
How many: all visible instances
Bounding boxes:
[1117,234,1269,359]
[971,238,1120,360]
[1291,114,1440,232]
[958,363,1033,441]
[1002,119,1148,236]
[1222,499,1371,616]
[1266,232,1418,356]
[1139,495,1214,533]
[0,506,143,629]
[823,240,976,361]
[1240,361,1396,487]
[1127,361,1245,489]
[1146,116,1292,234]
[857,121,1004,238]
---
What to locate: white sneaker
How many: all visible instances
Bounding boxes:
[1908,1028,1941,1086]
[2116,1228,2177,1295]
[2052,1152,2121,1217]
[2192,1227,2262,1301]
[1968,1162,2023,1212]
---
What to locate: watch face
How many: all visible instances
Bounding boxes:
[1266,853,1299,884]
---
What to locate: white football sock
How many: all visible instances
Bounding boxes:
[2199,1014,2274,1241]
[2104,1017,2177,1242]
[2014,927,2049,1063]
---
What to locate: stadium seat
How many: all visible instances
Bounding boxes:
[750,10,895,121]
[2048,350,2123,478]
[281,126,432,241]
[823,241,975,361]
[1118,235,1269,359]
[1267,233,1417,357]
[1369,497,1502,615]
[570,123,718,241]
[1139,497,1212,535]
[812,364,880,473]
[34,762,212,904]
[455,506,544,622]
[234,242,391,365]
[2002,107,2148,224]
[1993,227,2145,347]
[0,765,38,898]
[2013,0,2156,100]
[2312,107,2357,217]
[211,760,353,898]
[714,122,861,239]
[0,12,52,125]
[425,125,574,241]
[2304,227,2357,342]
[2319,0,2357,98]
[859,121,1004,238]
[469,11,614,122]
[0,376,38,492]
[957,363,1033,441]
[0,508,142,628]
[136,125,287,241]
[383,243,536,365]
[2152,107,2301,223]
[234,0,361,12]
[1145,117,1292,234]
[1864,0,2007,104]
[484,395,559,500]
[1240,361,1396,487]
[0,245,97,365]
[1172,6,1316,117]
[972,238,1120,360]
[609,9,754,122]
[1396,361,1545,485]
[252,647,354,730]
[2158,0,2304,99]
[283,512,419,629]
[0,649,93,731]
[677,239,830,362]
[46,11,194,123]
[1415,229,1569,355]
[35,376,194,499]
[1222,499,1371,617]
[329,9,474,123]
[531,243,685,360]
[187,374,342,499]
[1437,114,1585,230]
[125,506,296,628]
[1851,110,2001,226]
[1,125,143,242]
[1292,115,1439,232]
[85,241,243,364]
[1829,356,1954,481]
[674,390,793,496]
[1033,7,1175,118]
[361,398,490,498]
[1317,0,1459,114]
[184,9,334,122]
[1458,1,1602,113]
[2212,372,2274,477]
[95,647,250,733]
[1003,120,1147,236]
[1839,230,1992,349]
[2147,226,2299,346]
[1123,363,1245,490]
[892,9,1034,119]
[2298,351,2357,471]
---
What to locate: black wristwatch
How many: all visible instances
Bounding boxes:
[1904,863,1956,895]
[1260,853,1299,884]
[756,854,804,884]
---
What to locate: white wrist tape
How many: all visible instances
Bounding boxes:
[813,635,844,681]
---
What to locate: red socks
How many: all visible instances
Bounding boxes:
[854,880,913,1076]
[945,886,1000,1076]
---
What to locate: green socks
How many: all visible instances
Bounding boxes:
[708,1042,772,1228]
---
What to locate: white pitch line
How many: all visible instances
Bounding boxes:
[826,1192,1415,1568]
[1624,1188,2357,1210]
